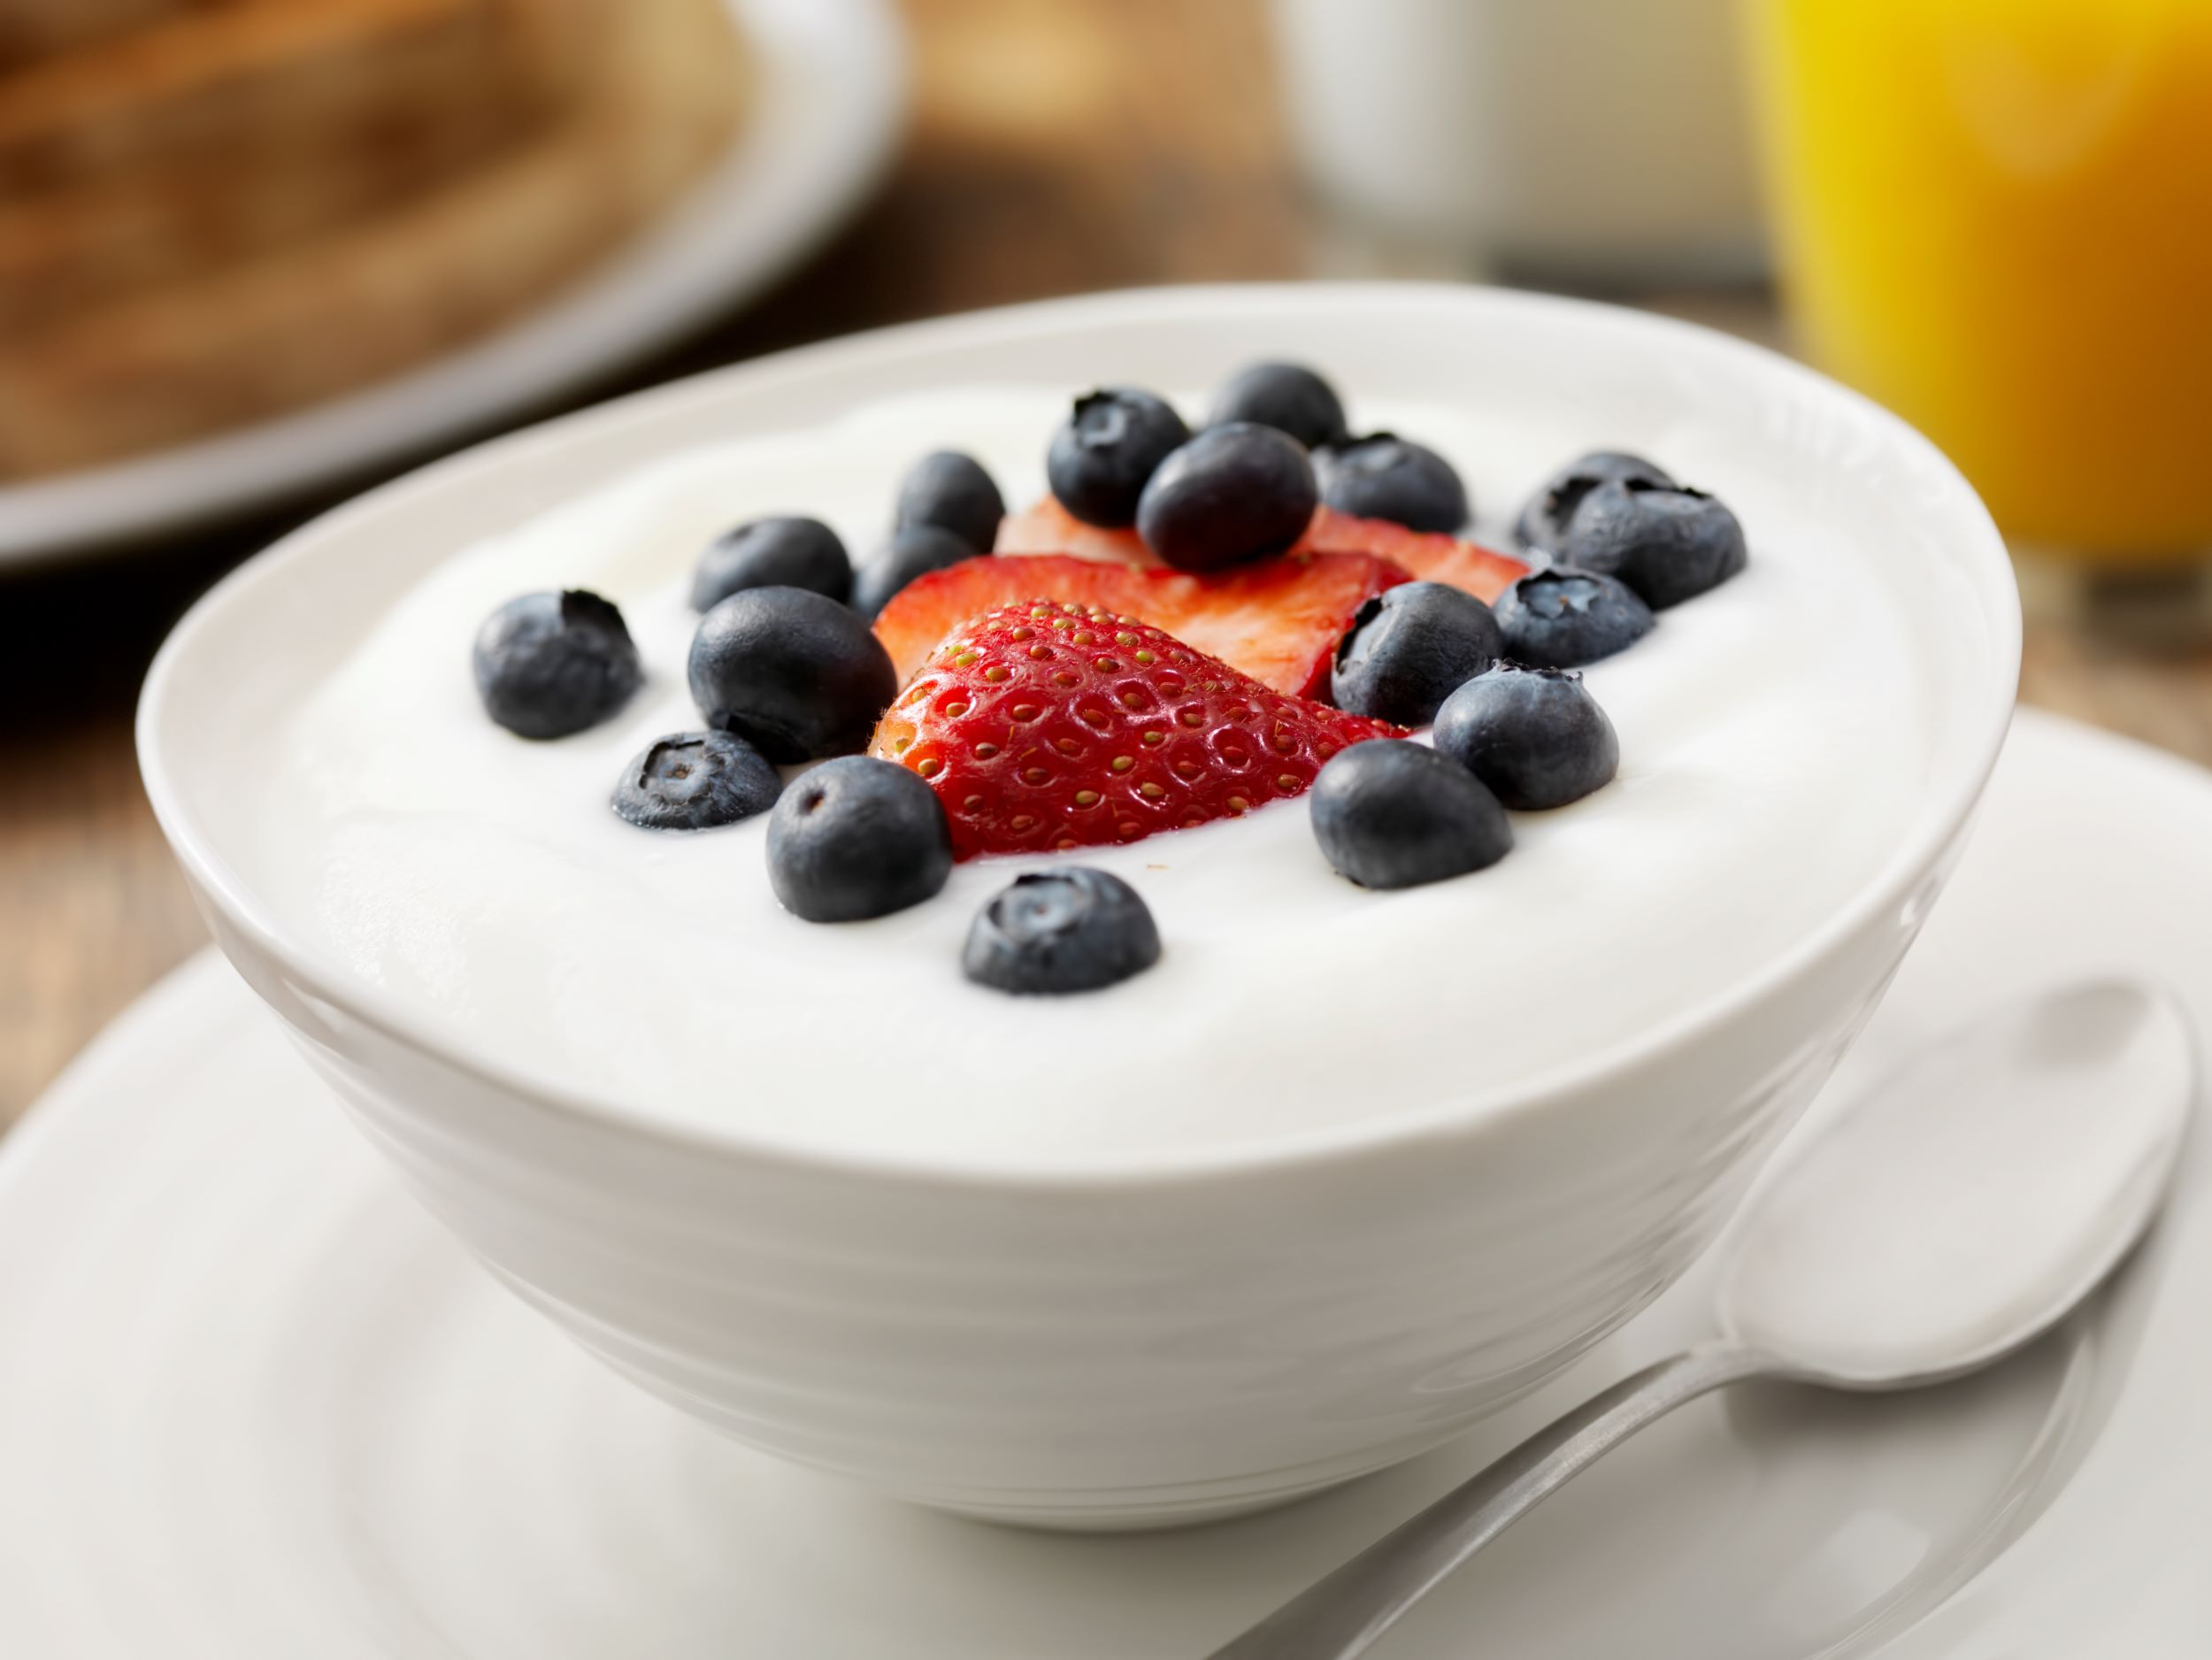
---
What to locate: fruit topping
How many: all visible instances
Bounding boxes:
[870,599,1398,859]
[1555,478,1746,610]
[611,732,781,831]
[1514,450,1674,551]
[872,550,1407,698]
[1136,422,1318,572]
[1047,388,1189,528]
[1313,433,1468,533]
[851,524,979,619]
[1433,663,1618,810]
[895,450,1005,554]
[472,589,642,740]
[766,756,953,922]
[1303,508,1525,603]
[995,496,1164,564]
[963,868,1162,995]
[1330,580,1501,726]
[1493,566,1654,668]
[688,586,896,762]
[1310,740,1512,890]
[1204,361,1348,450]
[692,516,851,611]
[995,499,1529,603]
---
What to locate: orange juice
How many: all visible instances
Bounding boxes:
[1747,0,2212,559]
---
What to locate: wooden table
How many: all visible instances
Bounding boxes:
[5,0,2209,1127]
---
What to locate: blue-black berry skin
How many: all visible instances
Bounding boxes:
[1433,664,1618,811]
[1134,422,1317,572]
[611,732,781,830]
[1514,450,1674,551]
[691,517,851,611]
[1047,388,1190,527]
[1330,581,1501,726]
[1310,740,1512,890]
[895,450,1006,553]
[850,525,979,619]
[687,586,896,763]
[472,589,642,740]
[963,868,1162,995]
[1205,362,1348,450]
[1556,479,1746,610]
[766,756,953,923]
[1313,434,1468,533]
[1493,567,1655,669]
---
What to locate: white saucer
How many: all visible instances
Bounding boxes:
[0,0,903,571]
[4,709,2207,1657]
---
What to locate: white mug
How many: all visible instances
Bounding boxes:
[1273,0,1766,284]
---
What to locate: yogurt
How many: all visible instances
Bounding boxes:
[255,387,1937,1171]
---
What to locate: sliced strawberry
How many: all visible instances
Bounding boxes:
[1302,507,1527,603]
[871,599,1400,859]
[995,498,1161,566]
[873,550,1407,700]
[996,496,1528,603]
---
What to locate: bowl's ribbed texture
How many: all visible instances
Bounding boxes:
[211,880,1932,1525]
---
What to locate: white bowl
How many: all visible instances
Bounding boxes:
[139,284,2019,1528]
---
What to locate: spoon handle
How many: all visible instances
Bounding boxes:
[1205,1342,1773,1660]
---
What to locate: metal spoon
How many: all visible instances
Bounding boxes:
[1210,980,2194,1660]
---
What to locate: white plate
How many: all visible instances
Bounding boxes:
[0,0,904,572]
[4,708,2207,1657]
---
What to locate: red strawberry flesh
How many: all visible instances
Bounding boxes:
[997,497,1526,603]
[872,550,1407,700]
[1302,507,1527,603]
[871,599,1400,859]
[995,497,1165,566]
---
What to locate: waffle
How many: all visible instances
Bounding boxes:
[0,0,747,478]
[0,0,233,70]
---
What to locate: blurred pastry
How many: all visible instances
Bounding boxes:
[0,0,748,478]
[0,0,229,70]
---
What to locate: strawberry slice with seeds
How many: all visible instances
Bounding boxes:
[872,550,1407,700]
[871,599,1401,859]
[995,497,1527,603]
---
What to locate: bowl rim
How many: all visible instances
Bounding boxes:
[138,281,2022,1192]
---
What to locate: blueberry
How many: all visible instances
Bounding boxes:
[766,756,953,922]
[1514,450,1675,551]
[1493,567,1655,668]
[1331,581,1500,726]
[962,868,1162,995]
[1046,388,1190,527]
[1134,422,1317,572]
[472,589,641,740]
[895,450,1005,553]
[1555,478,1746,610]
[611,732,781,831]
[1205,361,1348,450]
[850,525,979,619]
[688,586,896,762]
[1313,434,1467,533]
[1310,740,1512,889]
[1433,663,1617,811]
[691,517,850,611]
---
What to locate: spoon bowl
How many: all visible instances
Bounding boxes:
[1717,980,2194,1388]
[1210,980,2195,1660]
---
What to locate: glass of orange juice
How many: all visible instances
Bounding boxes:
[1744,0,2212,565]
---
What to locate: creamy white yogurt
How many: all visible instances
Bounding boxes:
[257,387,1937,1169]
